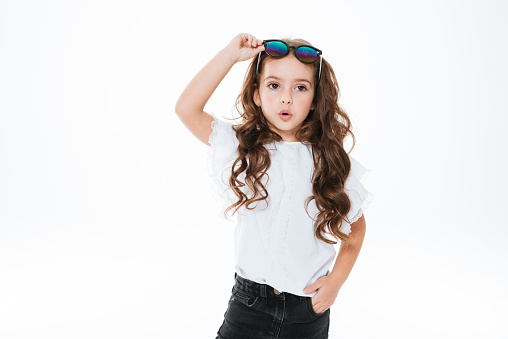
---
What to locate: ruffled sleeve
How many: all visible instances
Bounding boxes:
[339,155,374,234]
[206,112,240,221]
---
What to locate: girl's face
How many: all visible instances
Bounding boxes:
[253,53,316,142]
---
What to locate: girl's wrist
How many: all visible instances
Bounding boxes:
[220,46,239,65]
[328,271,346,288]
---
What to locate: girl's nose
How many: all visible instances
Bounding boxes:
[281,91,292,104]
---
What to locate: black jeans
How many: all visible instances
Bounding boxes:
[216,272,330,339]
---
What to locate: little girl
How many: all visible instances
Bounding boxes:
[175,33,373,338]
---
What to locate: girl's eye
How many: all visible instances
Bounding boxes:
[267,83,307,91]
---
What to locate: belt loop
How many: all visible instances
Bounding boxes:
[260,284,267,304]
[261,284,266,298]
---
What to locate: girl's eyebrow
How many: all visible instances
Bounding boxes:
[264,75,311,85]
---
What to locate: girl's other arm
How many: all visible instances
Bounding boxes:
[328,214,367,288]
[174,33,264,146]
[303,214,366,313]
[303,215,366,313]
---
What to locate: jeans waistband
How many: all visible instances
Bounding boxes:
[234,272,307,301]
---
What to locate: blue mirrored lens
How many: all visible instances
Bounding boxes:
[266,41,288,56]
[296,46,318,63]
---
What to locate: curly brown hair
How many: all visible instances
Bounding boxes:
[222,38,357,244]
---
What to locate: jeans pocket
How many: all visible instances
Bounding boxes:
[231,286,260,308]
[307,297,327,317]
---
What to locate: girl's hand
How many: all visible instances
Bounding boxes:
[303,275,341,314]
[224,33,265,63]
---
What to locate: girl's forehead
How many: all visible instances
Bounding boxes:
[261,54,314,81]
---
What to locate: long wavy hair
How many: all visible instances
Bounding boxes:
[223,38,356,244]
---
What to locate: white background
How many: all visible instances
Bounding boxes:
[1,0,507,338]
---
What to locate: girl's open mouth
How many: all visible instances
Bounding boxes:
[279,110,292,121]
[279,113,292,121]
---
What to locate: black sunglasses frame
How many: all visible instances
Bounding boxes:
[256,39,323,84]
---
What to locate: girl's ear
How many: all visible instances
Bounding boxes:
[253,84,260,106]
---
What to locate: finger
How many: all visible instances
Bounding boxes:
[257,40,264,50]
[240,33,249,45]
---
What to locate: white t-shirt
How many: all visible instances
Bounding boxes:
[206,112,374,298]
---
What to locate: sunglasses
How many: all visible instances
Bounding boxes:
[256,39,323,84]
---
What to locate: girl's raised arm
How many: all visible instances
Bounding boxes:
[175,33,264,146]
